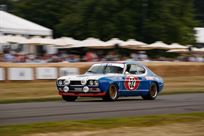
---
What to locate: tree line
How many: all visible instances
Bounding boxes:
[0,0,203,45]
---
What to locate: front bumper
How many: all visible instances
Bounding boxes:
[59,92,106,97]
[57,84,106,97]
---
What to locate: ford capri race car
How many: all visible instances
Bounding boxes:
[56,61,164,101]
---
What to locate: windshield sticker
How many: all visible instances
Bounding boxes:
[124,76,140,91]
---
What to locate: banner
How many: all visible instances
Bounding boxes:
[8,68,33,80]
[59,67,79,77]
[36,67,57,79]
[0,68,4,80]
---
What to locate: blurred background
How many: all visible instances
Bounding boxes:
[0,0,204,102]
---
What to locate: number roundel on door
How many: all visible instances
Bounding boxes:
[124,76,140,91]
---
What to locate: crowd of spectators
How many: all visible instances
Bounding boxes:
[0,48,203,63]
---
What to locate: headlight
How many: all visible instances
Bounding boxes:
[88,80,99,86]
[64,79,70,85]
[89,80,94,86]
[83,86,89,93]
[81,79,87,85]
[63,86,69,92]
[94,80,99,86]
[58,80,63,86]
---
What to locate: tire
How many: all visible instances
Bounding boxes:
[102,84,119,101]
[142,82,158,100]
[62,95,78,101]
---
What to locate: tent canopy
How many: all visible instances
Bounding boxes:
[167,47,204,53]
[0,35,28,43]
[0,11,52,36]
[76,38,110,49]
[148,41,170,50]
[120,39,147,50]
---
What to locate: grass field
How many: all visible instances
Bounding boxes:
[0,112,203,136]
[0,76,204,103]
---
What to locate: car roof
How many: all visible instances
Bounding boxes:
[93,61,144,67]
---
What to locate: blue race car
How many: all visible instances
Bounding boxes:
[56,61,164,101]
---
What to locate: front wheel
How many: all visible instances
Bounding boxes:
[102,84,119,101]
[142,82,158,100]
[62,95,78,102]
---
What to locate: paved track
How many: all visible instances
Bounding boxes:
[0,93,204,126]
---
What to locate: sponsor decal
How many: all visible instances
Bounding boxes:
[8,68,33,80]
[36,67,57,79]
[145,76,154,80]
[60,68,79,76]
[124,76,140,91]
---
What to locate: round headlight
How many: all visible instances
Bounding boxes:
[58,80,63,86]
[81,79,87,85]
[64,79,70,85]
[63,86,69,92]
[83,86,89,93]
[94,80,99,86]
[89,80,94,86]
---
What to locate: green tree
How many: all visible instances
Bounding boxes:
[142,0,196,44]
[0,0,13,11]
[11,0,79,37]
[4,0,198,44]
[194,0,204,26]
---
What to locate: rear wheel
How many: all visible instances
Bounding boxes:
[62,95,78,101]
[142,82,158,100]
[102,84,119,101]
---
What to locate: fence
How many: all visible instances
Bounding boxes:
[0,62,204,81]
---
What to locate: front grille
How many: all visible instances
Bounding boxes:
[70,81,81,85]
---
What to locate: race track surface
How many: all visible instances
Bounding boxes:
[0,93,204,126]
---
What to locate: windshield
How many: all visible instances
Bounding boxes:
[87,64,124,74]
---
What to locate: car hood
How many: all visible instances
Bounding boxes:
[58,73,123,81]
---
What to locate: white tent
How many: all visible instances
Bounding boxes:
[120,39,147,50]
[76,38,109,49]
[23,36,54,45]
[105,38,125,46]
[53,37,80,49]
[192,47,204,52]
[0,35,11,43]
[194,27,204,43]
[0,35,28,44]
[0,11,52,36]
[167,47,204,53]
[148,41,170,50]
[169,43,188,49]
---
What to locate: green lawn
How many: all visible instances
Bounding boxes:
[0,76,204,103]
[0,112,203,136]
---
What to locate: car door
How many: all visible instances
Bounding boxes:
[122,64,147,96]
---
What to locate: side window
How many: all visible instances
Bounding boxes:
[128,64,145,75]
[129,65,138,74]
[136,66,145,74]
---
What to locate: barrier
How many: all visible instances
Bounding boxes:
[0,68,4,80]
[36,67,57,79]
[59,67,79,77]
[0,62,204,81]
[8,68,33,80]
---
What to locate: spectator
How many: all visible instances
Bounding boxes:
[104,51,119,61]
[84,51,98,62]
[3,50,15,62]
